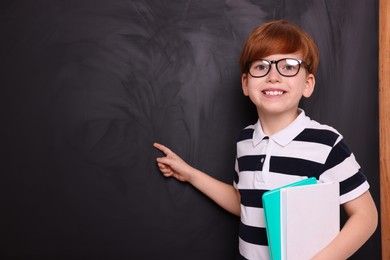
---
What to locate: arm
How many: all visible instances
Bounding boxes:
[153,143,241,216]
[312,190,378,260]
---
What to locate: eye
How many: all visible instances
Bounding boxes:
[251,60,269,71]
[255,64,267,71]
[284,64,296,71]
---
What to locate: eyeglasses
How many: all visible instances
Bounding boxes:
[246,58,307,78]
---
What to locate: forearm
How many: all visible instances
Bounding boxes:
[188,168,241,216]
[154,142,241,216]
[313,214,376,259]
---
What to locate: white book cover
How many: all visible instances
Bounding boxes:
[280,182,340,260]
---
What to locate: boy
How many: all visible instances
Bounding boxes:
[154,20,377,259]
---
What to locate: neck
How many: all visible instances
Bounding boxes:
[258,109,299,136]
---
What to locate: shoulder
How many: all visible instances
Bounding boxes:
[237,123,256,142]
[298,118,343,147]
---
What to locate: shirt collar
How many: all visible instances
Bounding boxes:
[253,109,310,147]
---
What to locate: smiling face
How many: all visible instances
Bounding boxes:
[241,53,315,119]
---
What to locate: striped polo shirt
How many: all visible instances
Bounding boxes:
[234,109,369,260]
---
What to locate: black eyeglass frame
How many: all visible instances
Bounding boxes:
[246,58,308,78]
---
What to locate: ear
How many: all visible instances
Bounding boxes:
[303,73,315,98]
[241,73,249,96]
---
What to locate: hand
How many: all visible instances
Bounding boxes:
[154,143,241,216]
[153,143,194,182]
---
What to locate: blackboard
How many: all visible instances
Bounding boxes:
[1,0,380,259]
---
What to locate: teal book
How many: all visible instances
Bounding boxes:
[262,177,317,260]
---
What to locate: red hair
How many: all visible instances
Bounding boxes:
[240,20,319,75]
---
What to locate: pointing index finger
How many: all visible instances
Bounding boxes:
[153,142,172,156]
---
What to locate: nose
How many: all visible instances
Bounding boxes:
[266,64,281,82]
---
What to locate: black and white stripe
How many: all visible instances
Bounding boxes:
[234,110,369,260]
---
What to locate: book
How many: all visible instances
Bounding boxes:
[262,178,317,260]
[262,178,340,260]
[280,182,340,260]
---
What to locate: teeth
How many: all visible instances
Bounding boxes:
[264,91,284,96]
